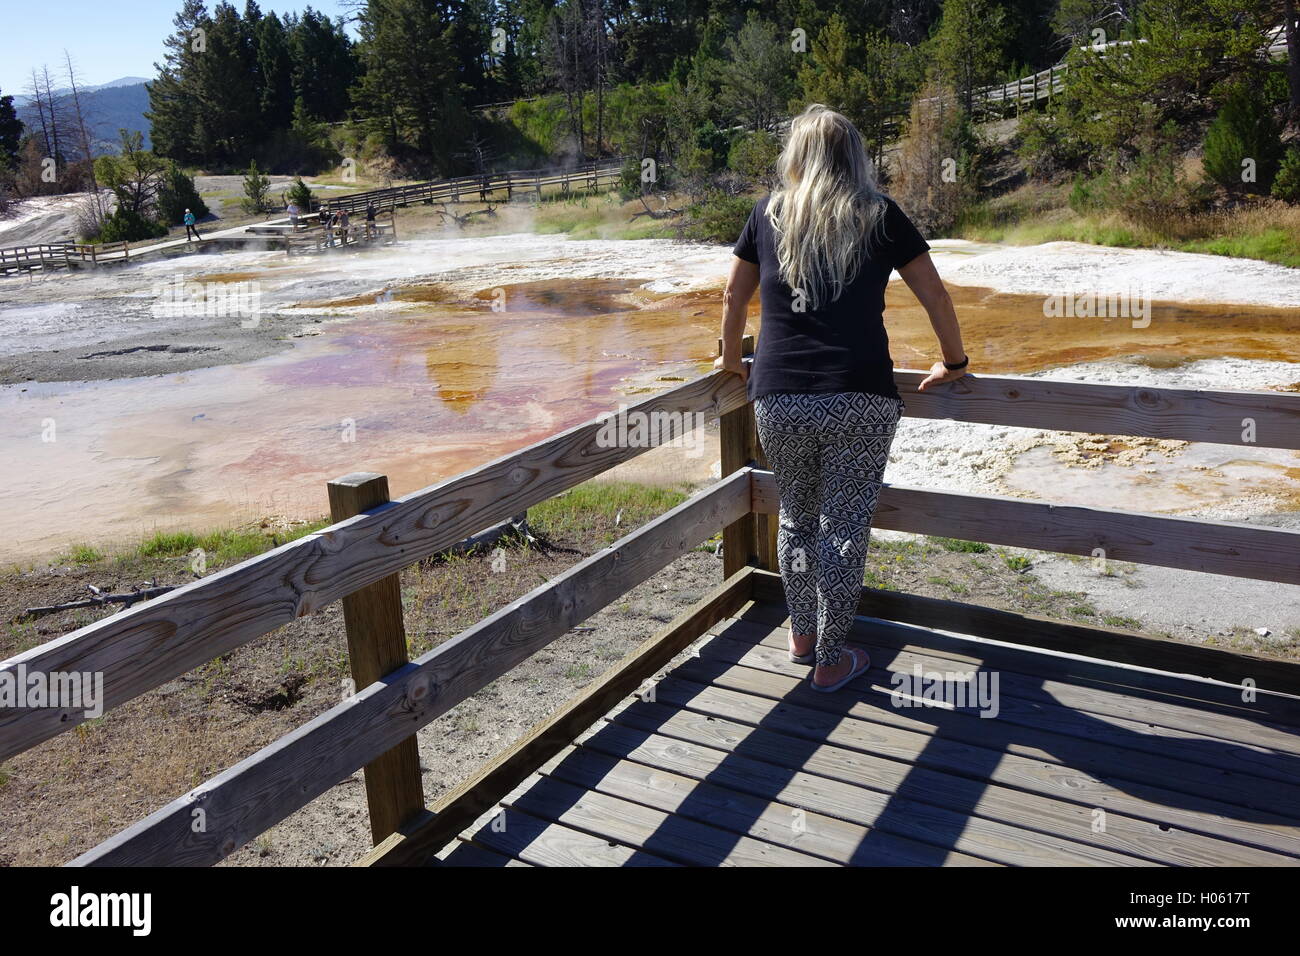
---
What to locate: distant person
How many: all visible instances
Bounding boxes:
[715,104,968,693]
[364,202,377,238]
[287,201,300,228]
[338,209,351,244]
[183,209,203,242]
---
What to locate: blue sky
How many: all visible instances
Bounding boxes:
[3,0,356,96]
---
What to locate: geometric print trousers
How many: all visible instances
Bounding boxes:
[753,390,904,666]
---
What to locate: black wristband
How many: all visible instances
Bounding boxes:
[943,354,969,371]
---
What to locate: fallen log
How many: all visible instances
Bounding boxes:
[18,584,175,621]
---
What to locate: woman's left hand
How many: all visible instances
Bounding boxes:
[713,354,748,381]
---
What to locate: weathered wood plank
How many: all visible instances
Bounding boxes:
[894,369,1300,450]
[575,721,1147,866]
[711,612,1300,775]
[673,635,1300,819]
[0,369,748,762]
[327,473,425,843]
[433,787,672,866]
[719,334,759,578]
[740,591,1300,730]
[457,803,679,867]
[544,742,1003,865]
[360,565,755,866]
[638,676,1300,856]
[500,770,836,866]
[433,840,531,867]
[748,569,1300,711]
[609,696,1298,865]
[751,471,1300,587]
[70,471,750,866]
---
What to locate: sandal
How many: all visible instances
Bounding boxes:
[788,630,816,665]
[810,647,870,693]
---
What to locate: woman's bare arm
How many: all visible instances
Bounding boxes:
[714,256,760,380]
[897,252,968,391]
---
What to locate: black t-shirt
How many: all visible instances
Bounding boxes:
[732,194,930,404]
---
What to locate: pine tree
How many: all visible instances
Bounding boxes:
[353,0,463,171]
[932,0,1008,113]
[255,12,295,132]
[147,0,210,165]
[0,89,23,171]
[1203,84,1284,194]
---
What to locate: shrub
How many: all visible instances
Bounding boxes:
[285,176,315,212]
[681,191,754,242]
[892,82,985,236]
[241,160,272,214]
[1272,147,1300,203]
[1203,85,1283,194]
[156,165,208,226]
[1071,124,1211,235]
[1015,108,1085,180]
[619,156,649,199]
[727,130,781,187]
[97,206,167,243]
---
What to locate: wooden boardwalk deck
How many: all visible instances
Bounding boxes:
[432,594,1300,867]
[16,358,1299,868]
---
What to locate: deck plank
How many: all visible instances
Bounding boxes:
[498,770,837,866]
[607,697,1298,865]
[627,678,1300,857]
[733,605,1300,743]
[434,840,532,867]
[570,720,1151,866]
[540,742,1001,866]
[435,597,1300,866]
[721,620,1300,779]
[463,804,680,867]
[683,630,1300,811]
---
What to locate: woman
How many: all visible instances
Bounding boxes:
[714,104,968,693]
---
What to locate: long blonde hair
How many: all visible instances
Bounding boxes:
[767,105,885,309]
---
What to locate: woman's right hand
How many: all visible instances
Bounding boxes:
[917,360,969,391]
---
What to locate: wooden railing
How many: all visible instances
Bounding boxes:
[320,159,624,217]
[0,240,130,274]
[3,339,1299,865]
[284,210,399,256]
[0,242,74,274]
[68,240,130,264]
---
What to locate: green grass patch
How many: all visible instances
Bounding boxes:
[531,480,689,544]
[565,662,595,682]
[1179,228,1300,269]
[863,569,894,590]
[525,192,676,240]
[930,536,990,554]
[61,544,104,565]
[1103,614,1143,630]
[1003,553,1033,572]
[134,521,330,564]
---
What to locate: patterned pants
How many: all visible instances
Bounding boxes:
[753,391,903,666]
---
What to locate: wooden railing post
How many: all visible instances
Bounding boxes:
[717,334,778,576]
[327,472,425,844]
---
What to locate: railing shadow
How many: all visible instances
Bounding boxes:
[481,599,1300,866]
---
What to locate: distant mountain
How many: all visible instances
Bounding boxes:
[86,76,150,92]
[15,79,151,154]
[12,77,149,107]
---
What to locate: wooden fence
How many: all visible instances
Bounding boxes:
[3,338,1299,865]
[319,159,624,218]
[285,210,399,256]
[0,240,131,275]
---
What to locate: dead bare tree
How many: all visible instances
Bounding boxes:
[63,51,106,223]
[26,68,54,158]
